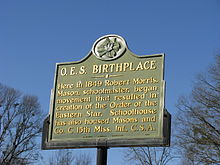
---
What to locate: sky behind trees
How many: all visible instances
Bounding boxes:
[1,0,220,164]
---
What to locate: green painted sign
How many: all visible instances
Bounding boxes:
[43,35,170,149]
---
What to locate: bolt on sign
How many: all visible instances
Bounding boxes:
[42,35,171,149]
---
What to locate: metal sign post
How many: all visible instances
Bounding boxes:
[97,147,108,165]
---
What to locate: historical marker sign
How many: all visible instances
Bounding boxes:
[42,35,170,149]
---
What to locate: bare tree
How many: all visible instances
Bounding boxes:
[47,150,91,165]
[175,55,220,164]
[125,147,174,165]
[48,150,75,165]
[0,83,43,165]
[75,152,91,165]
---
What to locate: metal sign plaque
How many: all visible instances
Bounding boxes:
[42,35,170,149]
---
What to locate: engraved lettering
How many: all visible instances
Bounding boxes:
[141,115,156,122]
[115,125,128,132]
[86,111,103,117]
[110,109,157,116]
[54,127,65,134]
[112,117,138,124]
[105,80,130,86]
[110,101,132,108]
[95,102,107,109]
[91,60,157,74]
[60,67,67,76]
[70,67,76,75]
[94,126,111,132]
[57,83,74,90]
[96,95,110,101]
[134,86,158,93]
[57,90,80,97]
[55,112,82,119]
[79,66,86,75]
[77,127,91,133]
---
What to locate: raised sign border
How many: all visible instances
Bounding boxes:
[42,35,171,149]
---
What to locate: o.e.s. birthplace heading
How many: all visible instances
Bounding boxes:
[59,60,157,76]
